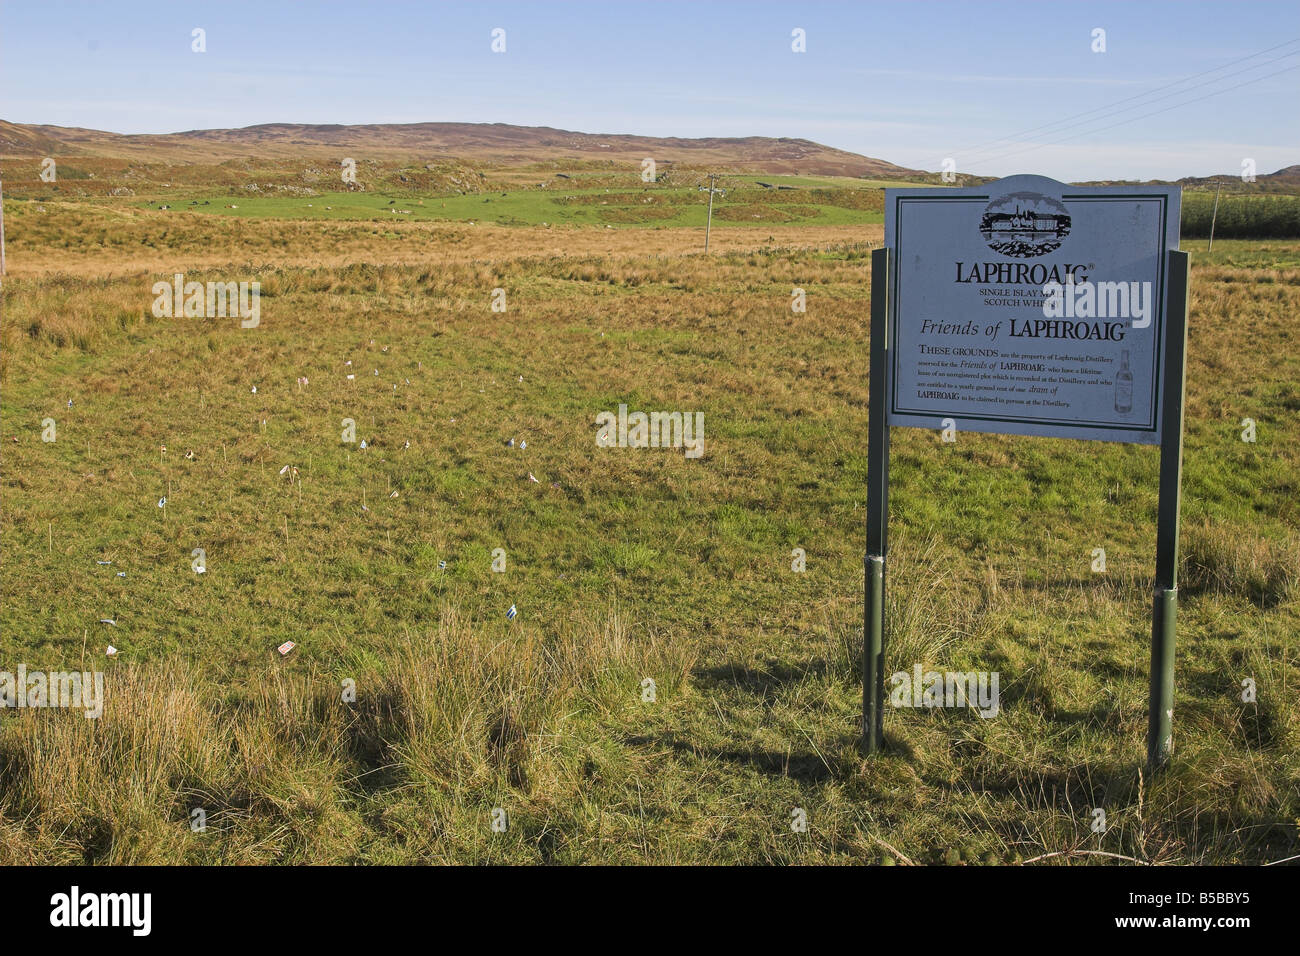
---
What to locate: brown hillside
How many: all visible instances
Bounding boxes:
[0,119,920,178]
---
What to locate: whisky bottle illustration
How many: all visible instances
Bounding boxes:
[1114,349,1133,414]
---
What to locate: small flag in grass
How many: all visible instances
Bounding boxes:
[106,645,118,657]
[438,560,447,570]
[157,497,167,508]
[506,604,518,621]
[278,641,296,656]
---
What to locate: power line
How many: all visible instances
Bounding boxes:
[951,37,1300,165]
[953,36,1299,160]
[967,62,1300,173]
[959,47,1300,167]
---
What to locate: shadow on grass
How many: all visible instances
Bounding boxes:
[691,658,836,698]
[625,730,840,783]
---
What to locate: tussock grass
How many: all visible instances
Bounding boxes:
[0,605,690,863]
[1181,518,1299,607]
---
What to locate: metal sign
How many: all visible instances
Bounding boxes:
[884,175,1180,444]
[865,175,1188,771]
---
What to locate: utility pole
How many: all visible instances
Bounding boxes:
[1208,179,1222,252]
[703,174,724,253]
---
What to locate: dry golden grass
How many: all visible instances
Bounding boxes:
[4,200,879,279]
[1182,518,1299,607]
[0,605,691,864]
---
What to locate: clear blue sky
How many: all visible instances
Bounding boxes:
[2,0,1296,181]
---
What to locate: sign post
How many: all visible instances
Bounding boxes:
[863,246,891,754]
[866,175,1187,770]
[1148,250,1189,768]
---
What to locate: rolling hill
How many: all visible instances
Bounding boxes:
[0,119,920,178]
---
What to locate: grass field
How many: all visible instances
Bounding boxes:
[6,156,899,229]
[1,173,1297,864]
[122,183,885,228]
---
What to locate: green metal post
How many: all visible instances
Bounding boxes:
[864,555,885,752]
[1147,250,1189,771]
[863,247,891,753]
[1148,588,1177,766]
